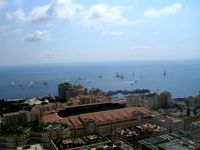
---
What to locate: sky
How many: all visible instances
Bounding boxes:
[0,0,200,66]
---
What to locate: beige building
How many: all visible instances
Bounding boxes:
[126,91,171,109]
[183,115,200,131]
[30,102,67,122]
[0,124,69,150]
[67,95,110,106]
[126,94,142,107]
[152,115,184,133]
[3,110,30,126]
[166,116,184,132]
[42,107,152,137]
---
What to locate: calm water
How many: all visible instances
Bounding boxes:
[0,60,200,99]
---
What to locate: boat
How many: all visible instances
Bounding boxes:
[19,83,23,87]
[42,80,48,86]
[86,79,90,82]
[131,80,138,86]
[98,74,102,78]
[28,81,34,88]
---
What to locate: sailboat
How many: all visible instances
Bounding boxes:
[42,80,48,86]
[119,74,124,79]
[163,71,166,77]
[115,72,120,78]
[28,81,34,88]
[116,72,124,79]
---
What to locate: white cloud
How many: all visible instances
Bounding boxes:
[28,5,51,22]
[7,0,83,22]
[0,0,7,10]
[23,30,49,42]
[102,31,123,37]
[82,4,128,29]
[145,3,182,18]
[7,9,27,22]
[47,0,83,20]
[6,0,136,29]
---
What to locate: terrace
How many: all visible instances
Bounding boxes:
[57,134,111,150]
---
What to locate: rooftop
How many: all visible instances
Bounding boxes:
[159,142,191,150]
[3,110,27,117]
[42,107,151,129]
[42,113,62,124]
[57,134,111,150]
[139,132,200,150]
[17,144,43,150]
[139,136,169,150]
[58,102,125,117]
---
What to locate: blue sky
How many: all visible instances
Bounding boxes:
[0,0,199,65]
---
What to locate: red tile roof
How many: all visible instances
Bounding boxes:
[42,107,151,129]
[42,113,61,124]
[62,116,84,128]
[78,107,150,126]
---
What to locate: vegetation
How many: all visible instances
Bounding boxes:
[0,99,31,115]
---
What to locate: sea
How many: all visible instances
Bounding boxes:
[0,60,200,99]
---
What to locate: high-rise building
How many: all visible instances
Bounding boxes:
[58,82,71,101]
[159,92,172,108]
[58,82,86,101]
